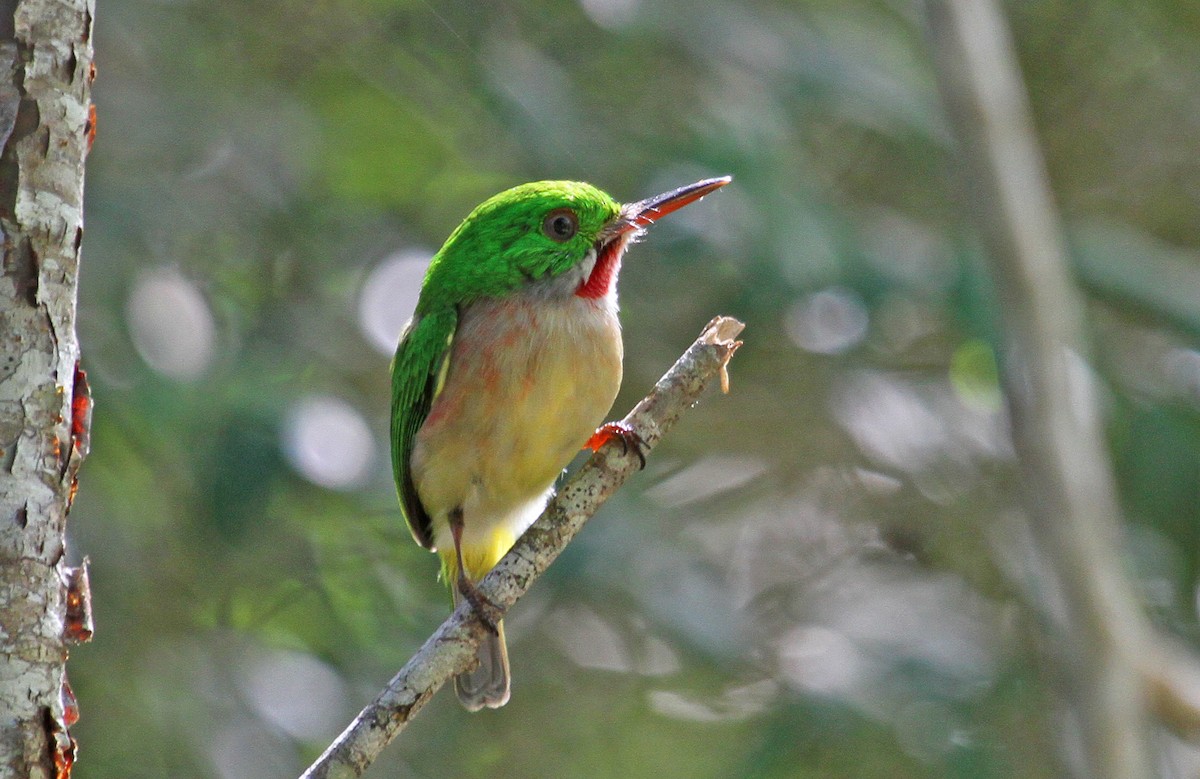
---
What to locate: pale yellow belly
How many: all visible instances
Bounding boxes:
[411,294,622,578]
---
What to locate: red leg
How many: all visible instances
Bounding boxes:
[585,421,648,469]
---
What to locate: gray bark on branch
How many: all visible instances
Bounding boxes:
[0,0,94,775]
[300,316,745,779]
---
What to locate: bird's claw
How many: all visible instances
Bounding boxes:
[457,574,502,635]
[585,421,648,469]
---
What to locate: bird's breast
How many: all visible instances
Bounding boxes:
[411,292,623,543]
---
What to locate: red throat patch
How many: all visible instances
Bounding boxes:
[575,238,624,299]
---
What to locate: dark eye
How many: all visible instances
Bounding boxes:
[541,208,578,242]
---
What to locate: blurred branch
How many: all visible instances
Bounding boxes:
[1144,641,1200,739]
[1071,220,1200,345]
[299,316,745,779]
[923,0,1185,776]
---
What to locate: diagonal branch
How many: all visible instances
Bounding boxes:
[299,316,745,779]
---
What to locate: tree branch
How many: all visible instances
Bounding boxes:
[0,0,94,775]
[922,0,1200,775]
[1142,640,1200,741]
[300,316,745,779]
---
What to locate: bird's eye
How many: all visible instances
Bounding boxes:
[541,208,579,242]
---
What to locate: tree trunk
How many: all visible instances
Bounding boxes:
[0,0,94,776]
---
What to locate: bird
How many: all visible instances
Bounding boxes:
[390,175,730,710]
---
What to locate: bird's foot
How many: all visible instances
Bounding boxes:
[586,421,647,469]
[457,574,502,635]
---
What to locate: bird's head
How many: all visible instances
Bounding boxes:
[417,177,730,310]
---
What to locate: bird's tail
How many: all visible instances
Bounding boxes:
[455,619,510,711]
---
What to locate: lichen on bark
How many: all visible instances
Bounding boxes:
[0,0,94,775]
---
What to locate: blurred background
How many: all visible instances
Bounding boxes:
[69,0,1200,776]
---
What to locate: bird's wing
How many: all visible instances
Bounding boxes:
[390,307,457,550]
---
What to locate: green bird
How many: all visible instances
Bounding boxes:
[391,175,730,710]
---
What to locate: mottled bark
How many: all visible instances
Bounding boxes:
[300,316,744,779]
[0,0,94,776]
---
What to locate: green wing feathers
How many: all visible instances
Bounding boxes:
[390,307,457,550]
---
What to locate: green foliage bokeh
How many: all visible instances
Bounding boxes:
[71,1,1200,777]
